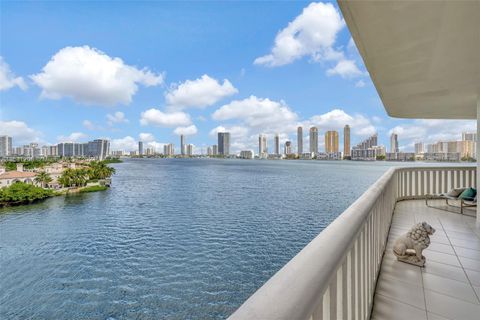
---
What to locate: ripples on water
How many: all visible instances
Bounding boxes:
[0,159,394,319]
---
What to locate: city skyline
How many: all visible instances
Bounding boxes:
[0,1,475,154]
[2,126,477,159]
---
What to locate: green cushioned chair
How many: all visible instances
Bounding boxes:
[425,187,477,215]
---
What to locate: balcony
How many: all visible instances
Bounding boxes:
[230,166,479,320]
[372,198,479,320]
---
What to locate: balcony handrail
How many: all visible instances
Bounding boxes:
[229,166,476,320]
[229,167,397,320]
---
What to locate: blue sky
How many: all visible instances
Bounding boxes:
[0,1,475,153]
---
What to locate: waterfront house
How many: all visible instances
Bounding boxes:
[0,170,37,188]
[230,2,480,320]
[37,163,66,189]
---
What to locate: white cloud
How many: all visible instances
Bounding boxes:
[254,2,345,67]
[0,57,27,91]
[82,120,103,130]
[174,125,198,136]
[327,59,363,79]
[139,132,155,142]
[210,103,378,153]
[355,80,366,88]
[305,109,376,137]
[372,116,383,124]
[145,141,166,152]
[107,111,129,126]
[110,136,137,151]
[83,120,95,130]
[30,46,164,106]
[212,95,298,132]
[0,120,42,144]
[140,109,192,127]
[111,135,166,152]
[57,132,88,142]
[209,125,253,153]
[209,125,249,139]
[389,119,476,150]
[165,74,238,110]
[254,2,366,81]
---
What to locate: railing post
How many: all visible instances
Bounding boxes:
[341,259,348,320]
[351,244,357,320]
[329,277,337,320]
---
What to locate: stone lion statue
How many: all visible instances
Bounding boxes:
[393,222,435,266]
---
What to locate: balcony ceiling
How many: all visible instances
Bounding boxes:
[338,1,480,119]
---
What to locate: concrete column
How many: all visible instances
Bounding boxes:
[477,96,480,225]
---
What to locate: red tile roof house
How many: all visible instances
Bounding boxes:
[0,167,38,188]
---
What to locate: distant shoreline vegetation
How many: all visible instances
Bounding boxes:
[0,182,55,208]
[79,185,108,193]
[0,160,117,209]
[3,158,58,171]
[103,157,123,164]
[2,157,122,171]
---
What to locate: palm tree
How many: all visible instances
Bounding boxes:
[34,171,52,188]
[58,169,74,187]
[59,168,88,187]
[73,169,89,187]
[88,161,115,180]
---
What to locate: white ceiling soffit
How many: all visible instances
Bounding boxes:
[338,0,480,119]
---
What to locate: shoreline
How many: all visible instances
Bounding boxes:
[0,183,110,209]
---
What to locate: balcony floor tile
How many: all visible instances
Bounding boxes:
[371,293,427,320]
[372,200,480,320]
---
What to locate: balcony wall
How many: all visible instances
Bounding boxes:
[229,166,476,320]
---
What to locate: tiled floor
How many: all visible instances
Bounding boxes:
[371,200,480,320]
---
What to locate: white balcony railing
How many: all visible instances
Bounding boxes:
[229,166,476,320]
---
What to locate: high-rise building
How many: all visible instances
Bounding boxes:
[239,150,254,159]
[0,135,13,158]
[85,139,110,160]
[180,135,186,155]
[145,147,154,156]
[325,130,339,153]
[284,141,292,155]
[212,145,218,155]
[461,140,476,158]
[57,142,84,158]
[57,139,109,159]
[309,127,318,154]
[163,143,174,156]
[344,125,350,157]
[218,132,230,156]
[297,126,303,155]
[462,132,477,141]
[351,134,381,161]
[186,144,194,156]
[274,134,280,155]
[138,141,144,155]
[40,145,58,157]
[390,133,399,153]
[462,132,477,158]
[259,134,268,157]
[207,146,213,156]
[414,142,424,155]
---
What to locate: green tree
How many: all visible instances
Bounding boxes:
[34,171,53,188]
[88,161,116,180]
[58,168,89,187]
[0,182,53,206]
